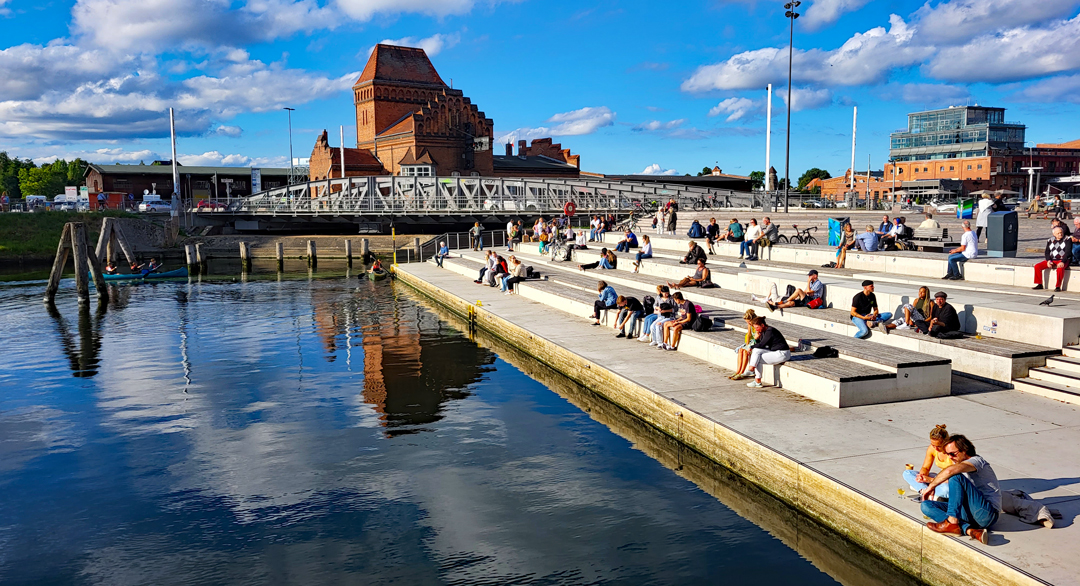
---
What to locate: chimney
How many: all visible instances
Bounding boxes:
[505,142,513,156]
[518,139,527,158]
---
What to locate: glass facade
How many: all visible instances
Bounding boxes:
[889,106,1025,162]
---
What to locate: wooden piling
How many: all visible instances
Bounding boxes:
[345,240,353,266]
[360,238,370,258]
[185,245,196,269]
[239,241,251,270]
[275,242,284,270]
[44,224,73,303]
[307,240,317,268]
[46,222,107,305]
[94,217,135,265]
[195,243,206,266]
[72,223,91,303]
[413,238,422,263]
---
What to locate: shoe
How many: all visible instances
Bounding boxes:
[746,381,763,388]
[1033,284,1044,290]
[649,340,658,346]
[637,336,649,342]
[730,372,746,380]
[766,302,776,313]
[591,322,600,326]
[504,291,512,295]
[967,528,989,544]
[878,322,889,335]
[665,345,678,351]
[942,275,952,280]
[615,332,626,338]
[1055,287,1061,292]
[474,280,481,284]
[926,520,962,535]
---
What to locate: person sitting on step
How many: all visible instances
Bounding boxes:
[943,221,977,280]
[836,222,857,268]
[632,235,653,273]
[680,240,707,265]
[563,227,589,261]
[855,224,880,252]
[759,216,779,250]
[435,241,449,268]
[638,285,671,342]
[613,295,645,338]
[913,291,960,337]
[501,256,527,294]
[730,309,759,380]
[903,424,953,501]
[669,258,712,289]
[740,317,791,388]
[881,286,931,332]
[579,248,616,271]
[590,280,618,326]
[918,213,940,229]
[474,250,495,284]
[647,300,675,346]
[851,280,892,338]
[741,218,762,261]
[767,270,823,312]
[485,255,509,287]
[720,218,744,245]
[614,228,638,253]
[660,292,696,351]
[705,218,721,254]
[1033,225,1072,292]
[921,434,1000,544]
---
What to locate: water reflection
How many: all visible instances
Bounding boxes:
[46,301,106,378]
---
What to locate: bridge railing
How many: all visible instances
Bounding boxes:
[224,176,758,216]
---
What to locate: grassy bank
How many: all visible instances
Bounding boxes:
[0,211,138,261]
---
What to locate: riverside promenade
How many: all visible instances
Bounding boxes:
[394,253,1080,586]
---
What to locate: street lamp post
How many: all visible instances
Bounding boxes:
[783,1,800,214]
[284,107,296,185]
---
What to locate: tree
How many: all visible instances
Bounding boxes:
[797,168,831,192]
[749,171,765,190]
[696,166,712,176]
[18,162,66,197]
[1,152,36,199]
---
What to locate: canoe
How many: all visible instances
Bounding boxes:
[96,267,189,281]
[368,268,389,281]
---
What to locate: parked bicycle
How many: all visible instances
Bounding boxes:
[691,194,729,211]
[776,225,818,245]
[548,233,569,262]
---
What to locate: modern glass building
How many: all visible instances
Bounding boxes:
[889,106,1026,162]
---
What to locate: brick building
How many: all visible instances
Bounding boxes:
[310,44,580,181]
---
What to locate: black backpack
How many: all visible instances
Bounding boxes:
[691,315,713,331]
[642,295,656,315]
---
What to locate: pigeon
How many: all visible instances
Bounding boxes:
[1040,295,1054,306]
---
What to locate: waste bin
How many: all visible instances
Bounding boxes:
[828,217,850,246]
[986,211,1018,258]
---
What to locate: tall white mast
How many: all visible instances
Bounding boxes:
[849,106,857,198]
[765,84,773,193]
[339,126,346,179]
[170,108,179,199]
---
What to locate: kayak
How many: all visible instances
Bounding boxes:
[95,267,189,281]
[368,268,389,281]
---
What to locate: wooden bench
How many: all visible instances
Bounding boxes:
[909,227,959,252]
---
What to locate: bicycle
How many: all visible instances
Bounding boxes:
[777,225,818,245]
[549,234,569,262]
[691,194,726,211]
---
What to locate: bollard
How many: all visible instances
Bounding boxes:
[185,244,196,269]
[345,240,353,266]
[413,237,421,263]
[239,241,251,271]
[275,241,284,271]
[360,238,370,258]
[307,240,317,268]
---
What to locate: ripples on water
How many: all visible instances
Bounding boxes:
[0,273,859,585]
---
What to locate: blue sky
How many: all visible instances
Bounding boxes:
[2,0,1080,179]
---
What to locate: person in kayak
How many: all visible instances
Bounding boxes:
[104,261,118,275]
[369,259,384,273]
[129,261,145,274]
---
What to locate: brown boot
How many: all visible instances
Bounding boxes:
[927,520,962,535]
[967,528,989,544]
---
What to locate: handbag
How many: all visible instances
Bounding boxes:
[807,297,824,309]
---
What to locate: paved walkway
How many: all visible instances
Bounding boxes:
[399,260,1080,586]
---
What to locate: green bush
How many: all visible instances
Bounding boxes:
[0,210,137,260]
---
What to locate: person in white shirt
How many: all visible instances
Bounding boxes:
[918,213,940,229]
[562,226,590,261]
[945,220,978,280]
[741,219,763,261]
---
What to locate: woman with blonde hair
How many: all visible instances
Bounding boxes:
[902,424,952,499]
[730,309,759,380]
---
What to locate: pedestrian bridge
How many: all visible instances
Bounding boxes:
[217,175,757,217]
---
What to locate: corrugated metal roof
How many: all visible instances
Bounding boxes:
[86,164,291,176]
[492,155,577,171]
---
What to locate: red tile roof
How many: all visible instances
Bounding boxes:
[331,148,384,170]
[356,44,446,87]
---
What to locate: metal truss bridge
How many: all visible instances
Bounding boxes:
[215,176,759,218]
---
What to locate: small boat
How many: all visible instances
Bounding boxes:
[368,268,389,281]
[97,267,189,281]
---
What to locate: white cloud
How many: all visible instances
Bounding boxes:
[335,0,474,21]
[708,97,761,121]
[1015,73,1080,103]
[546,106,616,135]
[374,33,461,57]
[925,15,1080,82]
[640,164,679,175]
[781,87,833,111]
[178,151,255,166]
[802,0,872,31]
[212,125,243,138]
[913,0,1080,44]
[0,0,10,15]
[632,119,686,131]
[682,15,929,91]
[878,82,972,104]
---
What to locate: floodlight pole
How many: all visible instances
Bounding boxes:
[284,107,296,185]
[783,1,801,214]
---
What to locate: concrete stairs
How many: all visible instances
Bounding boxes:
[1011,348,1080,405]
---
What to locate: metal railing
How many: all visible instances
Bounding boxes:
[415,230,509,263]
[216,176,757,217]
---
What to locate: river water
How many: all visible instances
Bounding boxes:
[0,269,917,585]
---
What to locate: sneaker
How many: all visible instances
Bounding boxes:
[665,344,678,351]
[941,275,952,280]
[649,340,658,346]
[504,291,513,295]
[730,372,746,380]
[615,332,626,338]
[746,381,763,388]
[1055,286,1061,292]
[637,335,650,342]
[766,302,776,313]
[1033,284,1044,290]
[878,322,889,335]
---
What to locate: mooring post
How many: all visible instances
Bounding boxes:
[185,244,195,269]
[239,241,251,270]
[44,224,73,303]
[413,237,421,263]
[275,242,284,271]
[307,240,317,268]
[72,223,91,303]
[195,243,206,270]
[82,225,108,300]
[345,240,353,266]
[360,238,370,263]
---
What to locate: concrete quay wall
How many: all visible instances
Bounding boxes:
[393,263,1047,586]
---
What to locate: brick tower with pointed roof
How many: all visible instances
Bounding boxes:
[351,44,494,176]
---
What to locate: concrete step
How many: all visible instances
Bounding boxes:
[1028,366,1080,387]
[1046,355,1080,374]
[1011,377,1080,406]
[1063,345,1080,359]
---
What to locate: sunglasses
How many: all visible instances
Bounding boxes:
[945,450,960,458]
